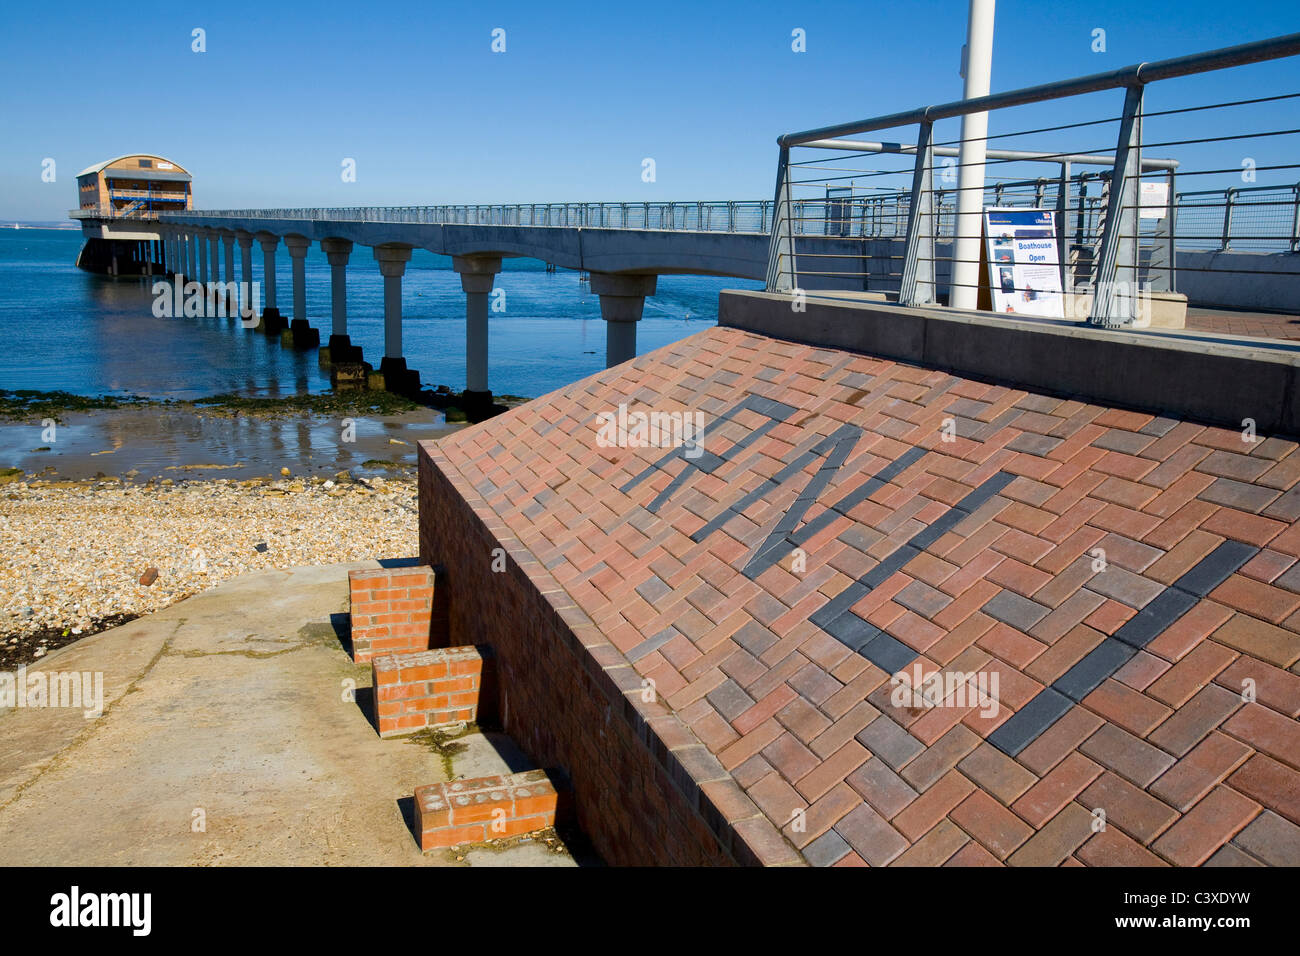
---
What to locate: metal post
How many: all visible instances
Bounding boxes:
[1165,169,1178,293]
[951,0,997,310]
[1056,161,1070,292]
[764,147,797,292]
[1073,178,1088,247]
[1221,187,1237,251]
[1292,182,1300,254]
[1089,84,1144,327]
[899,121,937,307]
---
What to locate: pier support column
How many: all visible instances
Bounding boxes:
[207,232,220,290]
[236,231,255,323]
[198,229,209,286]
[374,244,415,393]
[255,232,285,334]
[453,255,502,413]
[220,230,235,285]
[283,235,318,348]
[187,231,198,280]
[219,229,237,317]
[285,235,310,323]
[320,238,358,363]
[590,273,657,367]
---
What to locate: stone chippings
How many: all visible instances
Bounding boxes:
[0,474,416,648]
[420,326,1300,867]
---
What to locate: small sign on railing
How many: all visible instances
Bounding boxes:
[981,208,1065,319]
[1140,181,1170,219]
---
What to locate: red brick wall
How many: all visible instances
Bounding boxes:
[415,770,558,849]
[347,566,436,663]
[372,645,495,737]
[419,443,791,866]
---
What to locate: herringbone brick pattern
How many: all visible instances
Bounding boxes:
[433,325,1300,866]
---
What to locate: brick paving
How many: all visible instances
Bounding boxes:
[426,325,1300,866]
[1184,307,1300,342]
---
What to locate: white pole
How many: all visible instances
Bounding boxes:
[950,0,996,310]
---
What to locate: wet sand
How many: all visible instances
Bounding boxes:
[0,401,466,660]
[0,403,458,481]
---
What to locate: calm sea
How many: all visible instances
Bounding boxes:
[0,228,759,401]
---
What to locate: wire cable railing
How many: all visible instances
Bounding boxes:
[766,32,1300,328]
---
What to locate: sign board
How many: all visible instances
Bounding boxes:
[983,208,1064,319]
[1140,181,1170,219]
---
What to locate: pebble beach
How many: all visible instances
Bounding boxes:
[0,470,418,666]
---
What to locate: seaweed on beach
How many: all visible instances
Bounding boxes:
[0,386,530,424]
[0,613,140,669]
[184,391,423,417]
[0,389,156,422]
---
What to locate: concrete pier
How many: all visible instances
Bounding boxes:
[283,235,319,348]
[198,229,209,285]
[453,255,502,410]
[374,244,415,393]
[219,229,237,314]
[590,272,657,367]
[236,231,255,322]
[321,238,360,364]
[207,231,220,291]
[256,232,284,334]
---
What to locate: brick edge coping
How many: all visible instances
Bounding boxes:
[719,289,1300,436]
[419,439,804,866]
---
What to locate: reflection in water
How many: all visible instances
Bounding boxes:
[0,406,450,480]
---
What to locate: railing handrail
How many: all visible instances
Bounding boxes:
[778,32,1300,146]
[152,201,778,234]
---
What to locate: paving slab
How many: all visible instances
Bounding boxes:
[0,562,579,866]
[419,322,1300,866]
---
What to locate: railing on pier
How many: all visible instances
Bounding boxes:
[776,180,1300,253]
[157,201,778,234]
[82,180,1300,255]
[68,205,179,221]
[767,32,1300,326]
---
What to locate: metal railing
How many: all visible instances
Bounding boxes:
[84,179,1300,259]
[68,205,175,221]
[158,201,776,233]
[779,180,1300,253]
[133,186,1300,252]
[768,32,1300,326]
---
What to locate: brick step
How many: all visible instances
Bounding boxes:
[372,645,494,737]
[347,564,440,663]
[415,770,561,850]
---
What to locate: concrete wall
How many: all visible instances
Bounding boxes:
[719,289,1300,435]
[418,446,764,866]
[1175,250,1300,312]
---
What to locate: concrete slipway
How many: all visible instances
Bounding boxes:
[0,562,581,867]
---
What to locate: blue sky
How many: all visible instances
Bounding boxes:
[1,0,1298,219]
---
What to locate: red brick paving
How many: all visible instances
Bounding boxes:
[1184,307,1300,342]
[421,325,1300,866]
